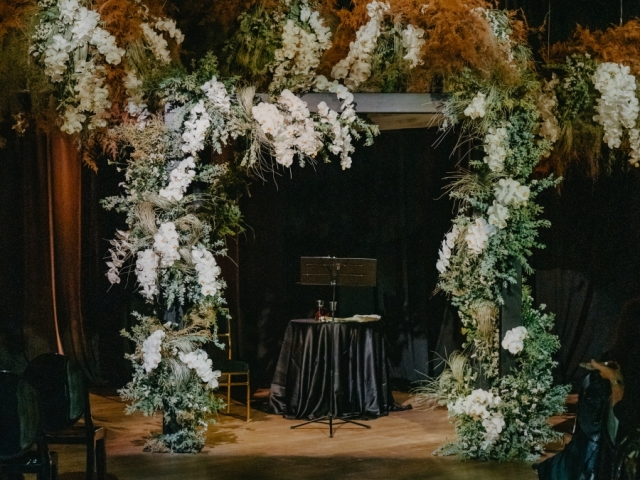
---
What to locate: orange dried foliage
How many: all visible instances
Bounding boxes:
[94,0,171,45]
[316,0,373,76]
[0,0,37,40]
[317,0,521,90]
[550,20,640,77]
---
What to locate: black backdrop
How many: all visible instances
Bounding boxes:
[236,129,457,388]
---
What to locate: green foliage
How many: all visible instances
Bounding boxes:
[356,21,412,93]
[222,3,283,91]
[119,311,226,453]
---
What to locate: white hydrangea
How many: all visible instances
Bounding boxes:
[179,349,221,388]
[494,178,530,207]
[400,24,425,68]
[487,200,510,229]
[436,225,460,273]
[141,23,171,64]
[159,157,197,201]
[201,76,231,113]
[155,17,185,45]
[465,217,496,255]
[141,330,165,373]
[182,100,212,156]
[192,246,222,297]
[464,92,487,119]
[593,62,639,150]
[136,249,159,300]
[331,1,389,90]
[270,4,332,92]
[501,326,528,354]
[483,126,508,172]
[153,222,180,268]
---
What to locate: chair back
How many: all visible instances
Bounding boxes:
[23,353,86,432]
[0,371,40,461]
[217,316,233,360]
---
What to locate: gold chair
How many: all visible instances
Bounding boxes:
[212,319,251,421]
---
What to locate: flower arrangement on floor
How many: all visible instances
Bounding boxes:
[6,0,640,461]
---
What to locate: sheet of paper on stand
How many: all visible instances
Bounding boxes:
[317,314,381,323]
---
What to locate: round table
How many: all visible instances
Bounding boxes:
[269,319,392,420]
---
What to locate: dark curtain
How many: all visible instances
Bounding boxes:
[0,130,97,379]
[534,169,640,389]
[238,129,457,389]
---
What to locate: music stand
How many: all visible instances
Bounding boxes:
[291,257,377,438]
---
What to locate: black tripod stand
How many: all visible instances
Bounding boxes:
[291,257,376,438]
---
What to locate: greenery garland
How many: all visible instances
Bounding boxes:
[11,0,640,459]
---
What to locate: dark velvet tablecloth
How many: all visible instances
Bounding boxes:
[269,319,391,420]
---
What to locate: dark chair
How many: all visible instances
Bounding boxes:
[0,371,58,480]
[211,318,251,421]
[24,353,105,480]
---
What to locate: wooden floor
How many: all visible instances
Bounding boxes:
[48,392,561,480]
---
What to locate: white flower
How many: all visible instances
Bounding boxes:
[401,24,425,67]
[253,91,321,167]
[487,200,510,229]
[155,17,185,44]
[494,178,530,206]
[58,0,79,24]
[331,1,389,89]
[141,330,165,373]
[141,23,171,64]
[483,126,508,172]
[192,246,222,297]
[201,77,231,113]
[593,62,639,150]
[159,157,197,201]
[181,100,212,156]
[179,349,221,388]
[90,27,125,65]
[43,34,73,82]
[481,413,505,449]
[629,128,640,167]
[153,222,180,267]
[270,5,332,92]
[71,7,100,44]
[464,92,487,119]
[465,217,496,254]
[60,106,86,134]
[136,249,159,300]
[501,326,528,354]
[436,225,460,273]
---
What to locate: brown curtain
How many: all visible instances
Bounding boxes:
[21,131,96,378]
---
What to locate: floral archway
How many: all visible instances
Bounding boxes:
[3,0,640,459]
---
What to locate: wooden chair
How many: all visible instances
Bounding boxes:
[0,371,58,480]
[211,318,251,421]
[24,353,106,480]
